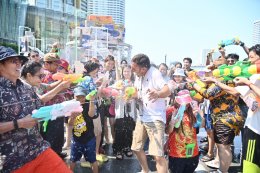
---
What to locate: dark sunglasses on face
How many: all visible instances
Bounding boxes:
[227,59,235,63]
[8,58,23,65]
[31,54,39,58]
[34,74,45,80]
[58,66,65,70]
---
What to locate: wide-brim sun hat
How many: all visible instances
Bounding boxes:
[172,68,186,77]
[0,46,28,65]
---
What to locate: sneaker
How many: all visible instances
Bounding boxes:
[80,161,91,168]
[57,152,67,159]
[96,154,108,162]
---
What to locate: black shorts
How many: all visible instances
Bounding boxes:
[214,120,235,145]
[99,103,114,118]
[168,155,199,173]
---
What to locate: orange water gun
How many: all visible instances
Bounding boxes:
[52,72,84,83]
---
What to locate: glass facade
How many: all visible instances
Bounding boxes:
[87,0,125,25]
[0,0,86,53]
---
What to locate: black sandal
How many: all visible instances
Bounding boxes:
[124,148,133,157]
[116,152,124,160]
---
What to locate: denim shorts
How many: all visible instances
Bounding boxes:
[204,113,214,130]
[70,137,96,163]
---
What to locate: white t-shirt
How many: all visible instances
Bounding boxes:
[115,96,136,120]
[245,108,260,135]
[236,74,260,135]
[134,66,167,123]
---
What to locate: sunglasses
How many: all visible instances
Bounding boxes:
[58,66,66,70]
[7,58,23,65]
[227,59,235,63]
[34,74,45,80]
[31,54,39,58]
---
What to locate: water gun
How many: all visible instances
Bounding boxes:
[212,61,259,80]
[187,71,207,88]
[242,61,260,77]
[187,71,198,81]
[124,87,136,99]
[114,79,131,89]
[173,105,186,128]
[190,90,204,102]
[32,100,83,132]
[101,87,119,97]
[85,90,97,100]
[52,72,84,83]
[194,113,202,128]
[218,37,240,48]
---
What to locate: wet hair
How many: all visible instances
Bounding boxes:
[28,50,39,57]
[131,53,151,69]
[158,63,168,70]
[183,57,192,64]
[104,55,115,62]
[226,53,239,60]
[21,61,42,78]
[83,60,100,76]
[249,44,260,57]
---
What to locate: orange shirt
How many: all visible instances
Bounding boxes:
[168,113,199,158]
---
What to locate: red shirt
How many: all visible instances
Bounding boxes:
[167,112,199,158]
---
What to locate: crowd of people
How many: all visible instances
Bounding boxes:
[0,40,260,173]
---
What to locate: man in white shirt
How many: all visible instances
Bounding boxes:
[233,44,260,173]
[131,54,171,173]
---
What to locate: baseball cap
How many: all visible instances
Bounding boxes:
[73,87,87,97]
[43,53,61,63]
[0,46,28,65]
[59,59,70,72]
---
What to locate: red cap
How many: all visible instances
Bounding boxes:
[59,59,70,72]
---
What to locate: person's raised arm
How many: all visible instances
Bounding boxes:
[234,77,260,98]
[196,77,239,96]
[39,81,71,103]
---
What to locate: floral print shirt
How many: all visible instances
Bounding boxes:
[197,81,241,118]
[0,77,49,173]
[41,70,66,105]
[167,112,199,158]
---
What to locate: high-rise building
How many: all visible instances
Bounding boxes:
[86,0,125,25]
[253,20,260,45]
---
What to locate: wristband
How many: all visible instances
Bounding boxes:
[13,119,19,130]
[240,42,245,47]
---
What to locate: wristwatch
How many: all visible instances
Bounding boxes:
[13,119,19,130]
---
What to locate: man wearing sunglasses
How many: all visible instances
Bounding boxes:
[40,53,69,159]
[226,53,239,65]
[28,50,41,63]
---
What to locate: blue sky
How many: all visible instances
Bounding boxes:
[125,0,260,66]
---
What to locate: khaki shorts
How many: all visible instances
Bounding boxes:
[93,116,102,136]
[131,120,165,157]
